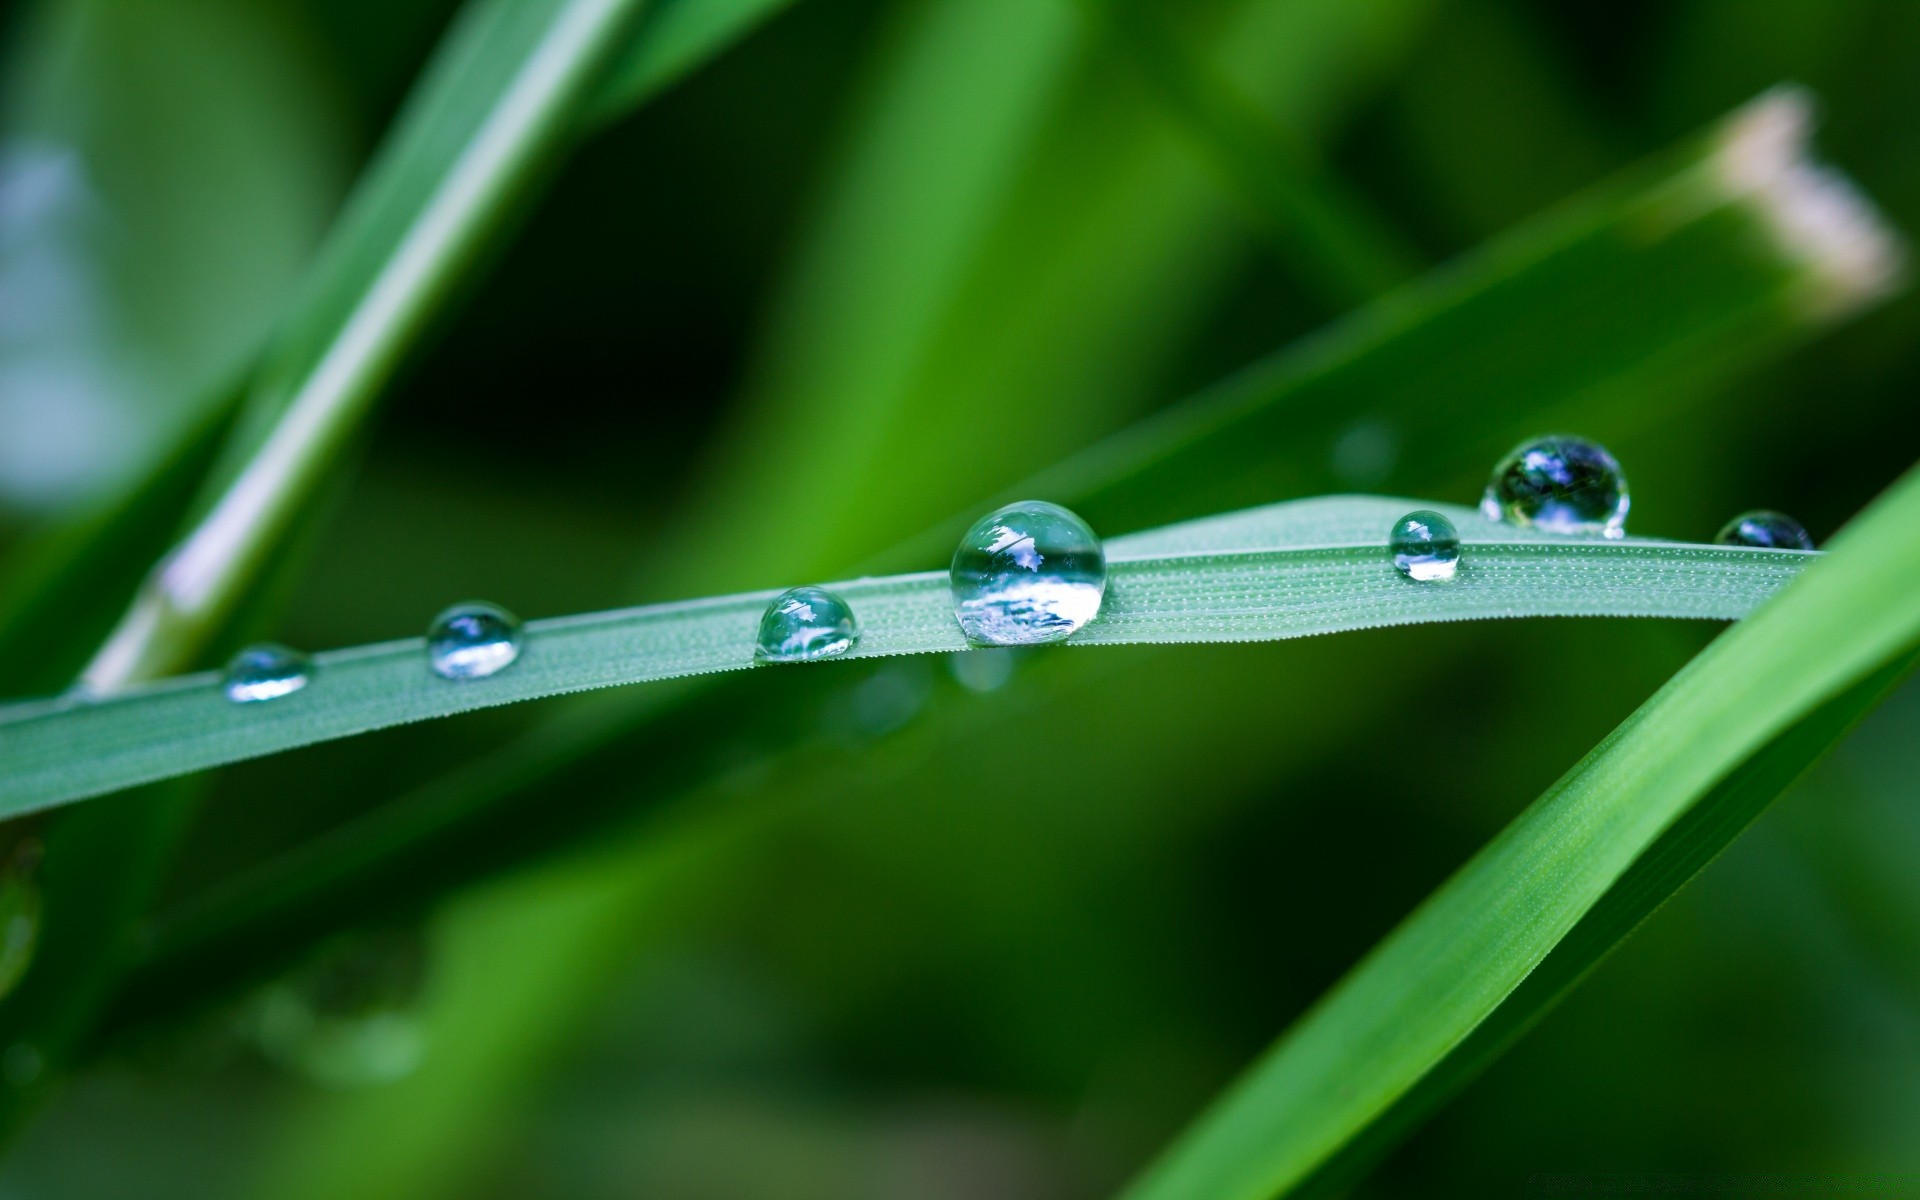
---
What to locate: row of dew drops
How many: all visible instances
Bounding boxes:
[220,434,1816,704]
[0,435,1812,1089]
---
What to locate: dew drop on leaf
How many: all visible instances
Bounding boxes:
[1389,510,1461,582]
[1715,509,1815,550]
[427,601,523,680]
[1480,435,1629,538]
[755,585,859,663]
[950,500,1106,645]
[222,643,312,704]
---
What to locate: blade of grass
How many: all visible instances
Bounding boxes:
[1286,644,1920,1198]
[113,86,1908,1033]
[0,497,1813,816]
[583,0,798,121]
[1118,461,1920,1200]
[1083,0,1423,305]
[77,0,652,691]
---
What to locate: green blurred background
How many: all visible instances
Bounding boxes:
[0,0,1918,1196]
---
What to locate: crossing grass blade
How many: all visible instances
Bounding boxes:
[0,497,1811,817]
[1117,463,1920,1200]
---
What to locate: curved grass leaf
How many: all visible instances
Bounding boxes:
[79,0,653,690]
[1118,465,1920,1200]
[0,498,1810,817]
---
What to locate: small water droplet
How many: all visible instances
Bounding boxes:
[950,501,1106,645]
[427,601,522,680]
[755,586,859,663]
[1480,435,1629,538]
[222,644,311,704]
[1715,509,1814,550]
[251,926,429,1089]
[0,839,42,1003]
[1389,510,1461,582]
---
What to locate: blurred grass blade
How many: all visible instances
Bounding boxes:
[1120,465,1920,1200]
[77,0,652,692]
[1083,0,1422,304]
[584,0,797,120]
[1286,644,1920,1199]
[987,86,1904,543]
[0,497,1812,816]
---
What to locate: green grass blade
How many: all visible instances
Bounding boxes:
[76,0,652,691]
[1083,0,1423,304]
[1284,645,1920,1199]
[0,498,1810,817]
[108,86,1905,1033]
[584,0,798,120]
[1119,464,1920,1200]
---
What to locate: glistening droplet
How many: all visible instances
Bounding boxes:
[427,602,522,680]
[950,501,1105,646]
[755,586,859,663]
[223,644,312,704]
[1389,510,1461,582]
[1480,435,1629,538]
[1715,509,1815,550]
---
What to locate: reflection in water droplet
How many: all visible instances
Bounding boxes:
[950,501,1106,646]
[427,601,522,680]
[755,586,859,663]
[251,926,429,1089]
[950,648,1018,693]
[222,643,311,704]
[0,838,42,1004]
[1715,509,1815,550]
[1480,435,1629,538]
[1389,510,1461,582]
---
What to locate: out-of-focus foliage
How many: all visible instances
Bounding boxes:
[0,0,1917,1198]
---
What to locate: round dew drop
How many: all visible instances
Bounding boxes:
[756,586,860,663]
[950,500,1106,646]
[1389,510,1461,582]
[427,602,523,680]
[1481,435,1629,538]
[1715,509,1814,550]
[223,643,312,704]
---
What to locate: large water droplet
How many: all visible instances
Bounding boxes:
[0,839,42,1003]
[251,926,429,1089]
[755,586,859,663]
[951,501,1106,645]
[222,644,312,704]
[1715,509,1814,550]
[427,601,522,680]
[1389,510,1461,582]
[1480,435,1629,538]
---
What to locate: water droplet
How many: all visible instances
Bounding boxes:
[755,586,859,663]
[1715,509,1814,550]
[427,601,522,680]
[1389,510,1461,582]
[1480,435,1629,538]
[950,501,1106,645]
[251,926,429,1089]
[0,839,42,1003]
[222,643,311,704]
